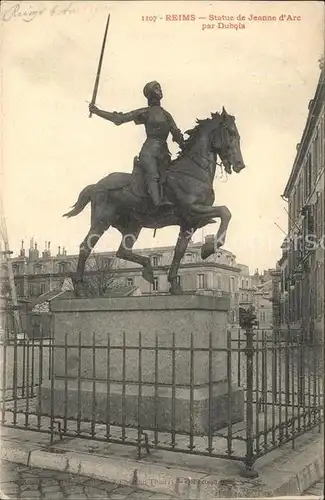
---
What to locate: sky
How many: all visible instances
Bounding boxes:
[1,0,324,273]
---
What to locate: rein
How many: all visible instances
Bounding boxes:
[170,150,227,187]
[177,128,228,183]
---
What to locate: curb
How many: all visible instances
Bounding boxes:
[1,444,200,498]
[1,438,324,498]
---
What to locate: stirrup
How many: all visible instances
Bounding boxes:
[158,200,173,208]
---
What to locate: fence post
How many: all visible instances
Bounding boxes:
[242,326,258,477]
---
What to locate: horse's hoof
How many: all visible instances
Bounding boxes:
[74,285,84,298]
[72,278,85,298]
[169,282,183,295]
[201,241,214,260]
[142,266,154,284]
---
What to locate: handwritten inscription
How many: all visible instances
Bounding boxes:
[1,2,76,22]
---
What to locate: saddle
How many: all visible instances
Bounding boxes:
[96,156,171,200]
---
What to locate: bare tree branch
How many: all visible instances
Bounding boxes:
[65,253,121,297]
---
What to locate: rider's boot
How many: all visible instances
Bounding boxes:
[148,179,161,206]
[148,180,172,208]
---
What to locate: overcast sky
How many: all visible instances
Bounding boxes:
[1,0,323,272]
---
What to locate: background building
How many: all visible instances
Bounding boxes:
[2,235,249,331]
[238,267,275,331]
[278,61,324,341]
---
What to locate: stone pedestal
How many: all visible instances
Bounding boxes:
[40,295,243,434]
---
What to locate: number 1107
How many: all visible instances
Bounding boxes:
[142,16,157,22]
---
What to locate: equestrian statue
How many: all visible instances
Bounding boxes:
[63,15,246,295]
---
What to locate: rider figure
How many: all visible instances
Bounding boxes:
[89,81,185,208]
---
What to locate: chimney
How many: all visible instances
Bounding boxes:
[34,242,39,259]
[43,241,49,259]
[28,238,39,261]
[57,246,61,256]
[48,241,51,256]
[20,240,25,258]
[205,234,214,244]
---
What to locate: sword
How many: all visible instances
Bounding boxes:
[89,13,110,118]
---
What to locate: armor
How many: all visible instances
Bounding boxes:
[90,82,184,207]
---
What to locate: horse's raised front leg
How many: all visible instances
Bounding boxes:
[168,226,194,294]
[115,222,155,284]
[190,205,232,260]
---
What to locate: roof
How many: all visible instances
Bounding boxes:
[31,288,65,306]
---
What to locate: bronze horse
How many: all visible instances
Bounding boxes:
[64,108,245,295]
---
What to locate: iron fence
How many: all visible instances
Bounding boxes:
[0,328,323,475]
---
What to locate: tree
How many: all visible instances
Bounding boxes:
[239,305,258,330]
[65,253,122,297]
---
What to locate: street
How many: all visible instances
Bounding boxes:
[1,460,323,499]
[0,461,177,500]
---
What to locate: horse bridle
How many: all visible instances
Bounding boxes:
[180,121,232,175]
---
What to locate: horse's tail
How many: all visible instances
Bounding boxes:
[63,185,94,218]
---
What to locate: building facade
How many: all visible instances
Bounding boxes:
[278,62,324,340]
[2,236,249,328]
[237,266,275,331]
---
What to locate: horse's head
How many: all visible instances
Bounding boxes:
[210,107,245,174]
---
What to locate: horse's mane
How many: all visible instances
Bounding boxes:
[172,113,221,163]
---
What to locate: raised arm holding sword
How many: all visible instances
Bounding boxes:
[88,14,185,209]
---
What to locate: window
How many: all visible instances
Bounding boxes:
[230,309,236,323]
[152,276,159,291]
[297,177,301,213]
[241,278,245,288]
[312,134,318,180]
[197,274,205,289]
[40,283,46,295]
[185,253,194,263]
[101,258,111,270]
[230,276,235,293]
[29,283,39,297]
[12,264,20,275]
[127,277,134,286]
[34,264,42,275]
[17,281,24,297]
[307,153,312,196]
[176,275,181,285]
[292,188,296,220]
[58,262,66,274]
[260,311,266,323]
[216,274,222,290]
[152,256,160,267]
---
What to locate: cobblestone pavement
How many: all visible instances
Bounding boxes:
[0,461,177,499]
[302,477,324,497]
